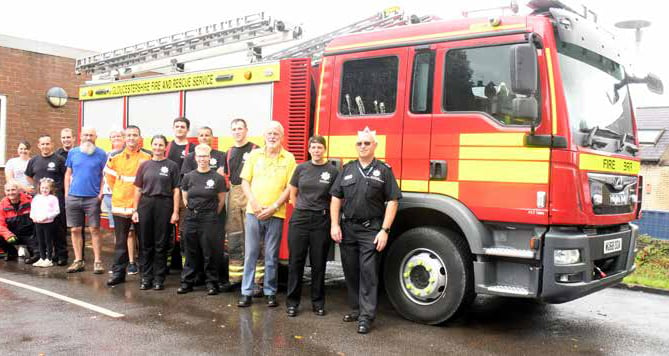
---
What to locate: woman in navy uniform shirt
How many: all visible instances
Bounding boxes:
[132,135,180,291]
[285,136,339,317]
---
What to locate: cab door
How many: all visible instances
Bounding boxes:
[430,36,551,225]
[326,48,409,172]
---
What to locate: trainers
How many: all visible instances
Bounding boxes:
[17,246,26,257]
[127,262,139,275]
[93,262,105,274]
[67,260,85,273]
[42,259,53,267]
[33,258,45,267]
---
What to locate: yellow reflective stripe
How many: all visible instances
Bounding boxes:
[429,181,459,199]
[314,57,327,136]
[545,48,558,135]
[579,153,640,175]
[459,147,549,161]
[327,23,526,52]
[111,207,134,215]
[119,176,136,183]
[104,167,118,177]
[458,160,549,184]
[459,133,525,146]
[326,135,386,158]
[401,180,428,192]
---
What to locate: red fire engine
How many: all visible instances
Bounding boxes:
[76,2,663,324]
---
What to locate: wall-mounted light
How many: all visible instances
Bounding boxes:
[46,87,68,108]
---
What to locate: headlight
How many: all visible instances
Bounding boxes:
[554,249,580,265]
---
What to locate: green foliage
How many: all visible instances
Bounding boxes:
[624,235,669,290]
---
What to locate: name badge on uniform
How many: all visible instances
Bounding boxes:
[344,174,353,180]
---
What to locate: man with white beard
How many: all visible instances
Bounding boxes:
[64,127,108,274]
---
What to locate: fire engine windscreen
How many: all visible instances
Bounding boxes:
[557,41,634,147]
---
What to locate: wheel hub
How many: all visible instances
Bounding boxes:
[400,249,447,305]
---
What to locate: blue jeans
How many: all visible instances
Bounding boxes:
[241,213,283,296]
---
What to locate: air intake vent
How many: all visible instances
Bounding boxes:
[283,58,310,162]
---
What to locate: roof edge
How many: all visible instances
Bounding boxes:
[0,33,96,59]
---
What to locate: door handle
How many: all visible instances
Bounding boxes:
[430,160,447,180]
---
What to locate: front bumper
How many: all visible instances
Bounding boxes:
[540,223,638,303]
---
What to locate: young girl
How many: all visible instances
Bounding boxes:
[29,178,60,267]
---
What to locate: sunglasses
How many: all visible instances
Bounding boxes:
[356,141,372,147]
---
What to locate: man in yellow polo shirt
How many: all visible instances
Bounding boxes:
[237,121,296,308]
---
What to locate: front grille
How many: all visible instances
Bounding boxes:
[593,205,634,215]
[588,173,637,215]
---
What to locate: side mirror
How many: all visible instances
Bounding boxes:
[645,73,664,95]
[509,43,538,95]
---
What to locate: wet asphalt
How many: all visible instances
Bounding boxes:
[1,239,668,355]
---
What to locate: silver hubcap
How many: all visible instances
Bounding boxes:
[399,248,447,305]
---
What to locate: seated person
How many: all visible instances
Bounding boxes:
[0,181,39,264]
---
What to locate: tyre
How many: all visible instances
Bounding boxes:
[384,226,474,325]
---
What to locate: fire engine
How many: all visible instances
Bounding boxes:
[76,1,663,324]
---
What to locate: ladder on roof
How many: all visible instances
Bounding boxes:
[75,12,302,80]
[263,7,437,63]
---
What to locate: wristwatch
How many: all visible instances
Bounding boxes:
[381,227,390,234]
[272,202,280,210]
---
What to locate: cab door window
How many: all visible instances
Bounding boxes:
[443,44,540,125]
[339,56,398,116]
[410,51,435,114]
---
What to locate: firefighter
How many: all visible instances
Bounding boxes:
[224,118,260,292]
[330,126,401,334]
[285,135,338,317]
[178,144,227,295]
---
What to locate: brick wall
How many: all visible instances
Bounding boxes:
[0,46,90,187]
[640,163,669,211]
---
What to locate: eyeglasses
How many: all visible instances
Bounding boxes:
[356,141,372,147]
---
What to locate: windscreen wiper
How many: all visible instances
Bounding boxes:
[616,132,639,155]
[582,126,608,148]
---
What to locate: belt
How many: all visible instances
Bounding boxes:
[295,208,329,216]
[342,216,381,225]
[187,207,216,215]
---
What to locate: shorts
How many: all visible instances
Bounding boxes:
[66,195,102,228]
[101,194,115,228]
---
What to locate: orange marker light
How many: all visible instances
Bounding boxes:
[244,71,252,80]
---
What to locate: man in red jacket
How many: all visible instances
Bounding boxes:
[0,181,39,263]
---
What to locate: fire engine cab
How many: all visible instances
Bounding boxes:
[77,1,663,324]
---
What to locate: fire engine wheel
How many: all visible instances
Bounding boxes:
[384,226,474,325]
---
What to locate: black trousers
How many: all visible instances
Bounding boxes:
[35,222,57,260]
[181,210,220,286]
[111,215,139,276]
[0,233,38,257]
[340,220,382,321]
[52,195,68,261]
[138,196,173,284]
[286,209,331,308]
[217,209,229,284]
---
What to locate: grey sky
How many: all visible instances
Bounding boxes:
[1,0,666,105]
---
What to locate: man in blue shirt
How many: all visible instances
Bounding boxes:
[64,127,108,274]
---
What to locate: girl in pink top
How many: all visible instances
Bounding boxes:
[30,178,60,267]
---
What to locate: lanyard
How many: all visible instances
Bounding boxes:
[357,159,375,178]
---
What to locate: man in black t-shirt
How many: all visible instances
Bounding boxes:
[167,117,195,271]
[225,118,260,290]
[55,128,74,161]
[25,134,68,266]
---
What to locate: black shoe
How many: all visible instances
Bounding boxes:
[139,281,152,290]
[218,281,234,293]
[237,295,252,307]
[207,285,219,296]
[153,283,165,291]
[343,313,359,322]
[313,307,326,316]
[107,275,126,286]
[5,254,18,262]
[266,295,278,308]
[252,286,264,298]
[56,258,68,266]
[286,306,298,317]
[357,320,371,334]
[177,284,193,294]
[24,256,40,265]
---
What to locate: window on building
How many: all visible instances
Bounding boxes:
[0,95,7,164]
[443,44,539,126]
[410,51,435,114]
[339,56,398,116]
[638,129,664,145]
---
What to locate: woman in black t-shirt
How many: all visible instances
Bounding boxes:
[178,144,227,295]
[285,136,339,317]
[132,135,180,291]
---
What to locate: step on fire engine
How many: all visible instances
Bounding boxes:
[76,1,663,324]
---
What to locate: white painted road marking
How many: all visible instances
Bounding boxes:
[0,277,124,318]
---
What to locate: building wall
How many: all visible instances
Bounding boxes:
[640,163,669,211]
[0,45,90,187]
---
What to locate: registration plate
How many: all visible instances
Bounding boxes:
[609,192,629,206]
[604,238,622,254]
